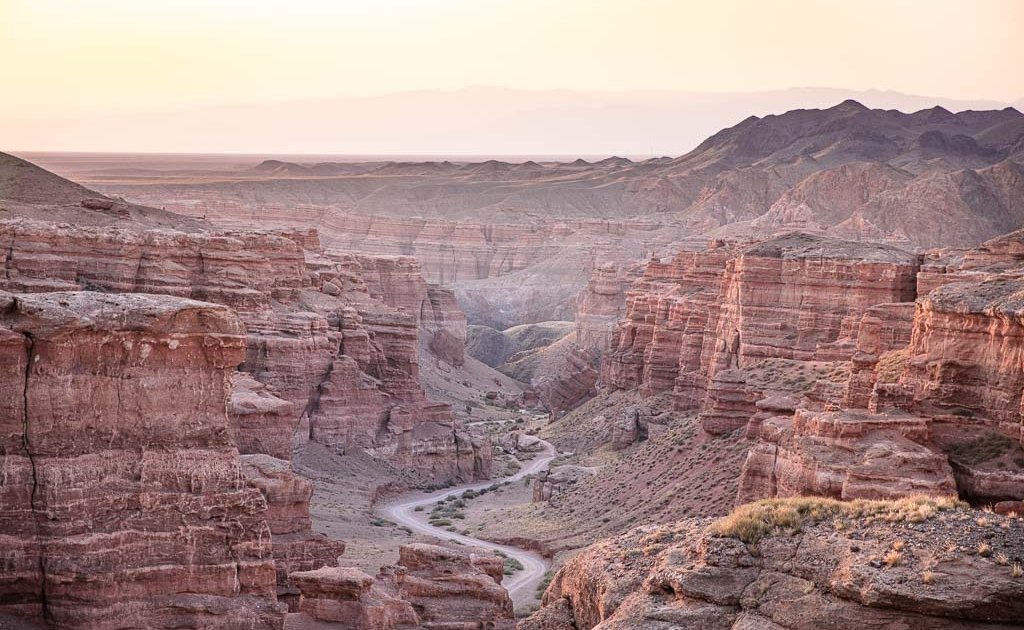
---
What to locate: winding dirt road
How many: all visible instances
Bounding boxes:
[379,439,557,606]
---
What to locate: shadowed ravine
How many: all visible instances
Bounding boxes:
[380,439,558,606]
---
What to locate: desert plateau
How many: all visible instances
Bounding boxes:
[2,1,1023,629]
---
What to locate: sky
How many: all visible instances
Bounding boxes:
[2,0,1023,153]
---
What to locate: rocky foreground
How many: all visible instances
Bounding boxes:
[523,497,1024,629]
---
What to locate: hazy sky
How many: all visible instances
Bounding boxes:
[2,0,1022,152]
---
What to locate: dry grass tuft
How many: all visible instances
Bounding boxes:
[883,549,903,567]
[710,495,965,544]
[1013,564,1023,578]
[977,542,992,557]
[921,570,936,584]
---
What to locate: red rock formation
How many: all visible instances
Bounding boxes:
[737,408,956,503]
[603,240,737,402]
[900,278,1024,436]
[536,346,599,418]
[841,302,916,408]
[289,567,418,628]
[575,262,642,354]
[230,373,296,460]
[706,234,919,375]
[0,219,491,483]
[240,455,346,609]
[603,233,918,416]
[0,291,283,629]
[289,544,515,629]
[697,369,764,435]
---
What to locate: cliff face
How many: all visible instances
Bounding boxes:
[603,234,919,418]
[239,455,346,609]
[602,241,738,398]
[0,291,284,629]
[596,229,1024,508]
[736,231,1024,506]
[0,219,489,483]
[574,262,643,354]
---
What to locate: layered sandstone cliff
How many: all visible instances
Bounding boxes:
[240,455,346,609]
[603,233,919,420]
[574,262,643,354]
[737,233,1024,506]
[0,218,489,483]
[0,291,284,629]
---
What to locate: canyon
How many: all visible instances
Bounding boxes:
[2,98,1024,630]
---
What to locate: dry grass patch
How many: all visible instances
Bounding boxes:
[710,495,966,544]
[875,350,908,383]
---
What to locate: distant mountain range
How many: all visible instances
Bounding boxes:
[4,86,1021,155]
[8,99,1024,249]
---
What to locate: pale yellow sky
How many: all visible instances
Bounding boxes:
[2,0,1022,152]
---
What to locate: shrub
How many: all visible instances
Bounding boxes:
[946,432,1013,465]
[503,557,525,575]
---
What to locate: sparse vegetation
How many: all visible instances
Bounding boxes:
[503,557,524,575]
[883,549,902,567]
[535,570,555,597]
[921,570,936,584]
[946,432,1013,465]
[710,495,965,544]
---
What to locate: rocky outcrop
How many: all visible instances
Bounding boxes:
[575,263,642,354]
[289,567,418,628]
[737,409,957,503]
[603,234,919,414]
[536,346,599,418]
[290,544,515,629]
[738,233,1024,505]
[526,498,1024,630]
[240,455,346,609]
[423,285,467,366]
[0,291,283,629]
[899,277,1024,438]
[533,466,597,505]
[603,240,737,401]
[842,302,916,409]
[706,233,919,375]
[0,219,491,483]
[230,373,296,460]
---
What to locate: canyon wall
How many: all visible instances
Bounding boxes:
[574,262,643,354]
[0,218,489,483]
[603,234,918,418]
[0,291,284,629]
[598,230,1024,507]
